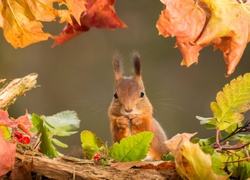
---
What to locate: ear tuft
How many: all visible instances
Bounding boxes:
[112,51,123,80]
[132,51,141,77]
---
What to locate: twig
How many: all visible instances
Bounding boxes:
[0,73,38,110]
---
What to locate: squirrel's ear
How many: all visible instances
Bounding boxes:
[132,51,141,77]
[112,51,123,80]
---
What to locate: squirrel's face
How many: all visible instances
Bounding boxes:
[109,51,153,117]
[112,77,151,116]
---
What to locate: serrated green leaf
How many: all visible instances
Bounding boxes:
[42,110,80,136]
[109,131,154,162]
[210,73,250,131]
[80,130,105,159]
[52,138,68,148]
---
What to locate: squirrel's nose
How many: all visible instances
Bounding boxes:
[125,109,133,113]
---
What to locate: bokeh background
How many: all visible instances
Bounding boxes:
[1,0,250,155]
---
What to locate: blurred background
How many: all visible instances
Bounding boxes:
[0,0,250,155]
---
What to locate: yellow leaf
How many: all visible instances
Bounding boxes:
[64,0,86,25]
[25,0,58,21]
[165,133,229,179]
[197,0,250,76]
[1,0,51,48]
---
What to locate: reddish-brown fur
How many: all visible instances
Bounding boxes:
[108,52,168,160]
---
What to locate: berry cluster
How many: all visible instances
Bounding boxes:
[14,131,30,144]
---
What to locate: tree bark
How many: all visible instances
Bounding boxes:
[11,146,181,180]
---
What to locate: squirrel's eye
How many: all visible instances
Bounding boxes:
[140,92,144,98]
[114,92,118,99]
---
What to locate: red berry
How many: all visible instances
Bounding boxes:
[93,153,101,161]
[14,131,23,139]
[19,135,31,144]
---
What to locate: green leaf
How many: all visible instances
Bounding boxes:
[109,131,154,162]
[240,134,250,143]
[210,73,250,131]
[162,153,175,161]
[211,152,228,176]
[31,111,80,158]
[31,114,58,158]
[201,146,214,155]
[52,138,68,148]
[80,130,105,159]
[196,116,217,129]
[42,110,80,136]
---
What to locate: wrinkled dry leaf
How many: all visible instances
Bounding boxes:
[53,0,126,46]
[157,0,250,76]
[165,133,229,179]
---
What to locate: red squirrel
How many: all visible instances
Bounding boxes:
[108,52,168,160]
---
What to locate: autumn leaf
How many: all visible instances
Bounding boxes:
[0,110,15,127]
[196,0,250,76]
[53,0,126,46]
[165,133,229,179]
[0,0,52,48]
[0,129,16,177]
[156,0,210,67]
[15,112,35,137]
[157,0,250,76]
[61,0,86,25]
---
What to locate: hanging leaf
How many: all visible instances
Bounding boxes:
[53,0,126,46]
[157,0,250,76]
[0,0,125,48]
[109,131,153,162]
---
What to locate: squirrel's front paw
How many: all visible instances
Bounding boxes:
[116,117,129,128]
[127,114,142,125]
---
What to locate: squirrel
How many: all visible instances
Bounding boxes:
[108,51,168,160]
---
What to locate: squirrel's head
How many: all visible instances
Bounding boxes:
[110,51,152,116]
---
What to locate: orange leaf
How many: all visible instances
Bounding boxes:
[64,0,86,25]
[156,0,210,67]
[53,0,126,46]
[196,0,250,76]
[25,0,58,21]
[0,129,16,177]
[157,0,250,76]
[0,0,52,48]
